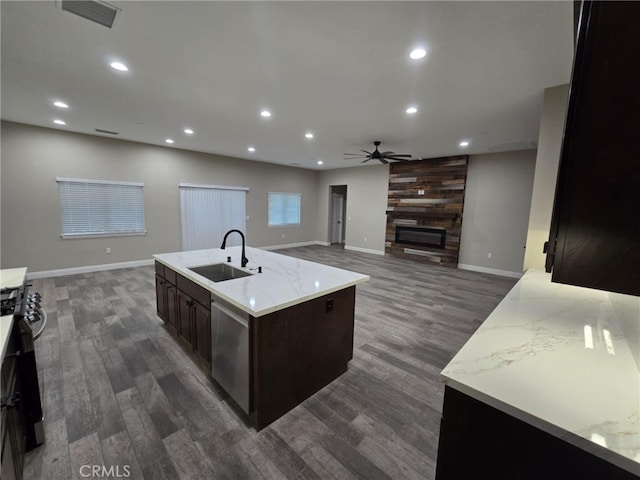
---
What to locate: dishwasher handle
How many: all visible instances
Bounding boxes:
[211,301,249,328]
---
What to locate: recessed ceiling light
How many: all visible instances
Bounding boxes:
[248,146,256,152]
[459,140,470,147]
[165,138,174,144]
[305,132,314,139]
[316,160,323,165]
[53,101,69,109]
[184,128,194,135]
[260,110,271,118]
[406,106,418,114]
[110,61,128,72]
[409,48,427,60]
[53,119,66,125]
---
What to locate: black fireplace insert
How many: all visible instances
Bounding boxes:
[395,226,446,249]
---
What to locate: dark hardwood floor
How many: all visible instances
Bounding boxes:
[23,245,517,479]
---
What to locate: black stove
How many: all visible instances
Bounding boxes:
[1,278,45,477]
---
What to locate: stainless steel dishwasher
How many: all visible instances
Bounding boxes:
[211,297,250,413]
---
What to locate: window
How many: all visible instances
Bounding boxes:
[57,177,146,238]
[268,192,301,227]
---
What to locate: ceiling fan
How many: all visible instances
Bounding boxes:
[344,141,412,164]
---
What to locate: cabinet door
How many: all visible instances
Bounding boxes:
[155,275,167,320]
[177,290,193,348]
[546,1,640,296]
[193,302,211,365]
[166,285,178,334]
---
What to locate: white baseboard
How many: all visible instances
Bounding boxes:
[457,263,523,279]
[259,241,324,251]
[344,245,385,256]
[27,259,154,280]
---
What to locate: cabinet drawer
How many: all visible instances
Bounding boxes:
[154,261,164,278]
[164,267,177,285]
[177,274,210,309]
[156,262,177,285]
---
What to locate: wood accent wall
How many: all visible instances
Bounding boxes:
[386,155,468,266]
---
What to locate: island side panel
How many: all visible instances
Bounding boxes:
[252,286,356,430]
[435,386,639,480]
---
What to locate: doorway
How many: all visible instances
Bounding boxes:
[329,185,347,245]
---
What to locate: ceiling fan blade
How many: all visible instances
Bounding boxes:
[381,151,396,155]
[360,150,373,155]
[380,158,389,164]
[389,157,411,162]
[386,154,412,158]
[360,158,371,163]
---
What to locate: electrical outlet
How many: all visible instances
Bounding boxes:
[364,237,367,242]
[487,253,492,259]
[326,298,334,313]
[282,233,285,239]
[418,189,425,196]
[106,247,111,254]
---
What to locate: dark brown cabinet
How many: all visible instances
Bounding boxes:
[546,1,640,296]
[435,386,637,480]
[176,289,194,348]
[155,262,211,366]
[154,261,358,430]
[155,264,177,334]
[252,286,355,429]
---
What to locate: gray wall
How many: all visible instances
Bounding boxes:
[524,84,569,270]
[316,165,390,254]
[1,121,538,277]
[459,150,537,275]
[1,121,318,271]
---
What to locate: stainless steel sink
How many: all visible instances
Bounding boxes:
[188,263,252,282]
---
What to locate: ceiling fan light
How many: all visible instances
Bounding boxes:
[406,106,418,114]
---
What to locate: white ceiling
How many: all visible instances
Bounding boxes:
[1,1,574,170]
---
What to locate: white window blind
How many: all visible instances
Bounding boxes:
[268,192,301,227]
[179,184,247,251]
[57,177,146,238]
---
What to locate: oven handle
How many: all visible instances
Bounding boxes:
[32,308,47,341]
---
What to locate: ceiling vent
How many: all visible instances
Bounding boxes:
[95,128,119,135]
[60,1,120,29]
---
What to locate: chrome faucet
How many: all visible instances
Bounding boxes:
[220,229,249,267]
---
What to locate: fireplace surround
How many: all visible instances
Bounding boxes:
[385,155,468,266]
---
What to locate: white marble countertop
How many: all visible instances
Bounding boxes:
[441,269,640,476]
[153,246,369,317]
[1,268,27,359]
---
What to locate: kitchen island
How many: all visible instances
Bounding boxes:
[153,246,369,429]
[436,269,640,479]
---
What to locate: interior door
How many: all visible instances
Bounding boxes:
[330,193,344,244]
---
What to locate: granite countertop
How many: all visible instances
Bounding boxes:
[153,246,369,317]
[1,267,27,359]
[441,269,640,476]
